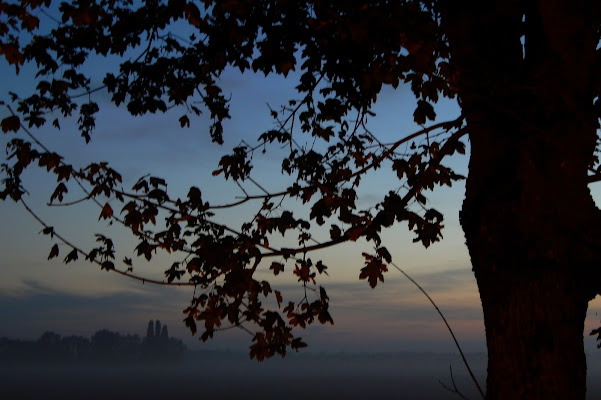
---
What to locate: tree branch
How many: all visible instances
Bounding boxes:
[20,198,195,287]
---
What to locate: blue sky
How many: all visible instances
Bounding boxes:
[2,37,601,356]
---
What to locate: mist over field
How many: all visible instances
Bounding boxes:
[2,350,601,399]
[1,350,486,400]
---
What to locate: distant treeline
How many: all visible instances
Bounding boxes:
[0,320,185,364]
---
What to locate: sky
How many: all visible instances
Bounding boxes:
[2,17,601,359]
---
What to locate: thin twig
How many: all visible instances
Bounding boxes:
[390,261,486,400]
[438,364,472,400]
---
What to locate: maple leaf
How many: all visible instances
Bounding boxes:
[278,60,295,77]
[40,226,54,238]
[293,264,316,284]
[165,262,186,283]
[1,115,20,133]
[55,165,72,182]
[318,308,334,325]
[376,247,392,263]
[20,14,40,31]
[330,225,341,240]
[101,261,114,271]
[50,182,68,203]
[345,226,365,241]
[319,286,329,302]
[0,43,25,74]
[186,257,202,272]
[290,337,307,351]
[183,316,197,336]
[269,262,284,275]
[359,253,388,288]
[250,333,271,362]
[315,260,328,275]
[64,249,78,263]
[261,281,272,297]
[38,152,62,172]
[48,244,59,260]
[86,249,98,262]
[179,115,190,128]
[98,203,113,220]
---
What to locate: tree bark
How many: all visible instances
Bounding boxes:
[439,1,601,398]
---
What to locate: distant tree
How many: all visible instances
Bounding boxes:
[91,329,124,361]
[90,329,143,361]
[37,331,65,360]
[146,320,154,339]
[0,337,36,363]
[142,319,182,360]
[38,331,61,346]
[167,336,186,359]
[91,329,118,349]
[1,1,601,398]
[0,329,179,363]
[61,335,91,361]
[154,320,162,338]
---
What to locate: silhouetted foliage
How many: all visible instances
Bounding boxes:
[0,321,185,364]
[1,1,601,399]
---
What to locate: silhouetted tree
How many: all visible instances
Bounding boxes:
[146,320,154,339]
[61,335,91,361]
[141,319,183,360]
[0,327,184,364]
[90,329,121,361]
[1,1,601,398]
[0,337,37,363]
[38,331,60,344]
[166,336,185,359]
[89,329,144,362]
[154,320,161,339]
[37,331,66,361]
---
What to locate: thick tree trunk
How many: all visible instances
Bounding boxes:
[459,135,601,399]
[459,123,601,399]
[439,1,601,398]
[476,269,588,398]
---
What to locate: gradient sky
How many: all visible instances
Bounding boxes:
[2,36,601,357]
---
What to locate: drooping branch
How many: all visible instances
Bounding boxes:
[20,198,194,286]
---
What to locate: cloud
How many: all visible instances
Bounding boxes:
[322,270,483,326]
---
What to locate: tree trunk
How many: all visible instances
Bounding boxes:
[459,123,601,398]
[439,1,601,398]
[476,269,589,398]
[459,134,601,399]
